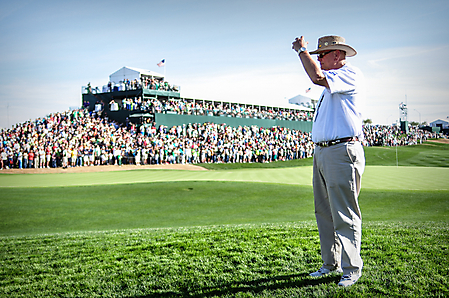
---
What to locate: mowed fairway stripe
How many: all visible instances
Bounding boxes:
[0,166,447,190]
[362,166,449,190]
[0,167,312,188]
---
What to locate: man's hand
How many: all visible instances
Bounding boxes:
[292,35,328,88]
[292,36,308,53]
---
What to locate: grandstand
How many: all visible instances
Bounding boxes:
[82,67,314,133]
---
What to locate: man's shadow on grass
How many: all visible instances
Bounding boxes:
[131,273,341,298]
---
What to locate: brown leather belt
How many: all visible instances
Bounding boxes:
[315,137,357,147]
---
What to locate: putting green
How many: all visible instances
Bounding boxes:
[0,166,447,190]
[362,166,449,190]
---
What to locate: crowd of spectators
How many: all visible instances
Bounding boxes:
[363,124,433,146]
[104,96,314,122]
[88,76,313,121]
[0,109,314,170]
[142,77,179,92]
[102,77,179,93]
[0,108,441,170]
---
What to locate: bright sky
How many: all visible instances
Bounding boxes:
[1,0,448,129]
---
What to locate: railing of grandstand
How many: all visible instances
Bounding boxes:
[81,83,181,95]
[82,87,313,114]
[82,84,315,122]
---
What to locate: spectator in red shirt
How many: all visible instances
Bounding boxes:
[28,150,34,168]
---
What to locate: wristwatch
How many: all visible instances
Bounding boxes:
[299,47,307,55]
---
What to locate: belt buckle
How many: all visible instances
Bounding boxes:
[330,139,341,146]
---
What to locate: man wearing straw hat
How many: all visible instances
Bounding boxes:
[292,35,365,287]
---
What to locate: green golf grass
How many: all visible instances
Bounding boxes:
[0,142,448,297]
[1,180,448,236]
[1,222,447,297]
[1,166,448,190]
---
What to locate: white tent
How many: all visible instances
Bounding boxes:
[288,94,315,109]
[109,66,164,84]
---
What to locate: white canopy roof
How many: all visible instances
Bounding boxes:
[287,94,315,111]
[109,66,164,84]
[288,94,313,105]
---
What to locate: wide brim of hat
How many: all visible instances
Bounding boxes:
[309,44,357,57]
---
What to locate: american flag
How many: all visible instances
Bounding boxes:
[157,59,165,67]
[305,87,311,93]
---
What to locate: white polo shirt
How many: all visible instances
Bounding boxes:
[311,62,365,143]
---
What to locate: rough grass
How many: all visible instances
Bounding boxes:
[1,222,448,297]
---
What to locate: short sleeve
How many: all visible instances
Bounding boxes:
[323,65,358,94]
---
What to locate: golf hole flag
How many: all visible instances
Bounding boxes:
[157,59,165,67]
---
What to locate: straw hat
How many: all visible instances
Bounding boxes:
[309,35,357,57]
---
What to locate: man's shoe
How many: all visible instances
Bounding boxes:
[309,266,343,277]
[338,272,361,287]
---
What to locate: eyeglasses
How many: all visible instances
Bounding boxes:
[318,50,335,59]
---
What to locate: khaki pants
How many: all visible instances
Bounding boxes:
[313,141,365,275]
